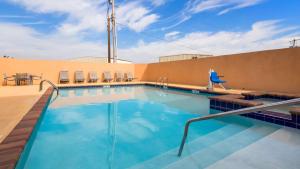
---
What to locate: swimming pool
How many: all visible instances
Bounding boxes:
[16,86,298,169]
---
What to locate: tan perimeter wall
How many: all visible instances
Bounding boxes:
[0,59,135,85]
[0,48,299,94]
[142,48,300,94]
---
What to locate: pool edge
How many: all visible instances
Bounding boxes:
[58,82,227,95]
[0,87,54,169]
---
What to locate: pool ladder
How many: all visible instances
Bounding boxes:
[39,79,59,96]
[177,97,300,157]
[155,77,168,89]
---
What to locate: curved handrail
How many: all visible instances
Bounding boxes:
[159,77,165,88]
[156,77,168,88]
[156,77,162,87]
[163,77,168,88]
[39,80,59,96]
[177,97,300,157]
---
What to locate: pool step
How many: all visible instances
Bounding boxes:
[163,124,278,169]
[128,122,249,169]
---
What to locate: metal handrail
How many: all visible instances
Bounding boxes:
[163,77,168,88]
[156,77,162,87]
[155,77,168,88]
[161,77,165,88]
[39,80,59,96]
[177,97,300,157]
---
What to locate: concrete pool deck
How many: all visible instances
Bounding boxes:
[0,85,48,143]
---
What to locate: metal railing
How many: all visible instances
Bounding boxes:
[162,77,168,88]
[156,77,162,87]
[155,77,168,88]
[39,80,59,96]
[177,97,300,157]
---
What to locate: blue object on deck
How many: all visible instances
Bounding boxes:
[210,71,226,84]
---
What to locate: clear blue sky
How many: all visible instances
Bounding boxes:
[0,0,299,63]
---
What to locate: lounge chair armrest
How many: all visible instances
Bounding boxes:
[218,75,224,78]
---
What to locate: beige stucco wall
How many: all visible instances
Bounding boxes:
[134,64,148,81]
[143,48,300,94]
[0,59,135,85]
[0,48,299,94]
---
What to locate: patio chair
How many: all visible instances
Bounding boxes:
[2,73,15,86]
[210,71,227,90]
[74,71,85,83]
[59,71,70,84]
[88,71,98,83]
[31,73,43,84]
[115,72,124,82]
[103,71,113,82]
[125,72,137,82]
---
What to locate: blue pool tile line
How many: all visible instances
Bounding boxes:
[210,99,300,130]
[58,83,144,89]
[59,83,224,96]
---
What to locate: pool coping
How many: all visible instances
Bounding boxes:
[0,87,53,169]
[57,82,236,95]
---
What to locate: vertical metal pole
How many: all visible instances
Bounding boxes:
[292,39,296,48]
[107,16,111,63]
[178,121,191,157]
[111,0,118,63]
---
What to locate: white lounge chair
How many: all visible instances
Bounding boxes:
[88,71,98,83]
[125,72,137,82]
[115,72,124,82]
[59,71,69,84]
[74,71,85,83]
[103,71,113,82]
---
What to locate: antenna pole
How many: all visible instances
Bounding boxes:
[290,38,300,48]
[111,0,118,63]
[107,15,111,63]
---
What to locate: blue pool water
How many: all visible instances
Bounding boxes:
[16,86,281,169]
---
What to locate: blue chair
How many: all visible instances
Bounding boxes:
[210,72,226,84]
[210,71,226,89]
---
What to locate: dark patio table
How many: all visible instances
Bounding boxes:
[13,73,42,86]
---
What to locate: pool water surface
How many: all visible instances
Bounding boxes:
[16,86,283,169]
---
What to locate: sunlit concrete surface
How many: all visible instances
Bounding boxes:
[0,85,48,143]
[145,82,252,95]
[0,85,48,97]
[207,127,300,169]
